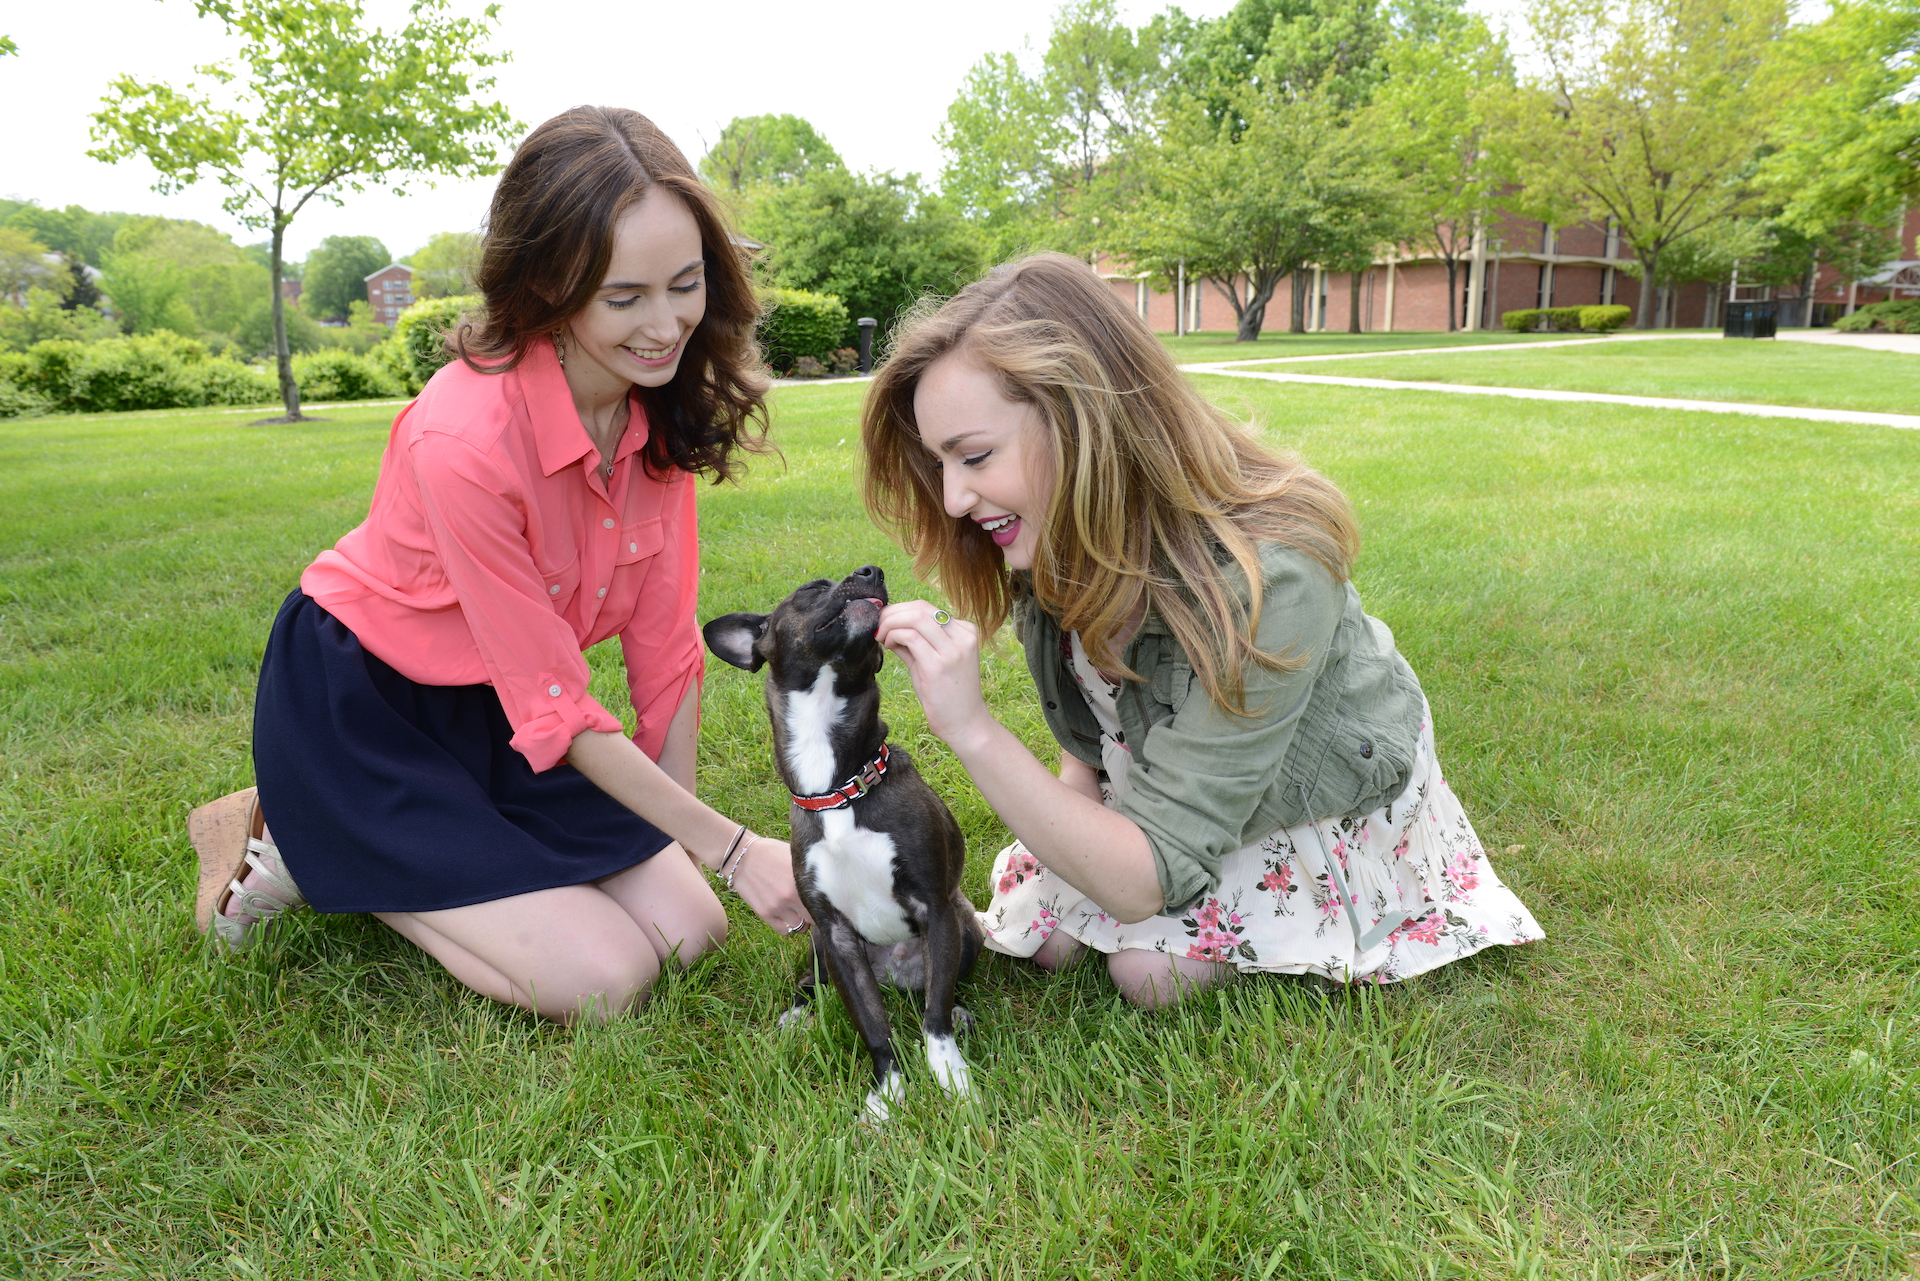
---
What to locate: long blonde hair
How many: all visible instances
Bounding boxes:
[862,253,1358,714]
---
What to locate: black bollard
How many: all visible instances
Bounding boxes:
[857,317,876,374]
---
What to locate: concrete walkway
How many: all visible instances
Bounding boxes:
[1181,366,1920,432]
[1185,331,1723,369]
[1773,328,1920,356]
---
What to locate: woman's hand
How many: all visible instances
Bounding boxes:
[726,836,812,936]
[876,601,993,751]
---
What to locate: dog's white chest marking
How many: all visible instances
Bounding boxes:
[783,667,844,796]
[805,811,911,944]
[785,666,912,945]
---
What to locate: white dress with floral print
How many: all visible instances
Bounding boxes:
[979,633,1544,984]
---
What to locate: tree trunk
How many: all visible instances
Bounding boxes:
[1290,268,1307,333]
[1634,250,1657,330]
[1801,259,1818,327]
[270,222,303,420]
[1348,270,1362,333]
[1444,258,1458,332]
[1237,269,1284,341]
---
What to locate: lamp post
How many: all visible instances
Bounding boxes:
[857,317,876,375]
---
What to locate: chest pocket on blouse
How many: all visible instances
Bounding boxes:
[540,554,581,610]
[615,518,664,567]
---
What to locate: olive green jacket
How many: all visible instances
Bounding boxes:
[1012,542,1427,911]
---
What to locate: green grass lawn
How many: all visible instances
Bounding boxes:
[1159,328,1571,364]
[3,379,1918,1277]
[1223,336,1920,416]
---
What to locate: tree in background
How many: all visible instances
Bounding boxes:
[1363,11,1511,330]
[1493,0,1788,329]
[91,0,519,421]
[1760,0,1918,248]
[405,231,481,299]
[302,235,390,322]
[0,228,67,304]
[101,218,270,336]
[698,115,843,193]
[738,167,984,345]
[939,0,1173,257]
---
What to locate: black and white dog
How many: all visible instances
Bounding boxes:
[703,565,984,1123]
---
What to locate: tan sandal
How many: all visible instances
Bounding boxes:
[188,787,307,950]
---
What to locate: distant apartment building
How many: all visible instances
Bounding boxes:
[1101,203,1920,333]
[364,264,415,324]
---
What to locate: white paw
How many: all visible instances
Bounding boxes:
[925,1033,972,1098]
[861,1070,906,1126]
[776,1004,813,1031]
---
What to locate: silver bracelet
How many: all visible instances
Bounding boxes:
[725,836,757,892]
[716,824,749,881]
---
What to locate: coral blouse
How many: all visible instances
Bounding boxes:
[300,338,702,773]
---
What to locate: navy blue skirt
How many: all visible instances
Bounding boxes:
[252,590,671,914]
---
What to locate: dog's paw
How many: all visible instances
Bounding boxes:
[776,1004,814,1031]
[924,1033,972,1098]
[950,1006,976,1037]
[860,1070,906,1126]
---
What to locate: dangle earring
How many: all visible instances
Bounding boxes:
[553,330,567,367]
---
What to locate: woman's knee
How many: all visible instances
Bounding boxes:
[538,943,660,1022]
[1031,930,1085,973]
[1107,950,1232,1010]
[652,894,728,969]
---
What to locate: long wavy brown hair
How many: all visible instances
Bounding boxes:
[862,253,1359,714]
[455,105,770,482]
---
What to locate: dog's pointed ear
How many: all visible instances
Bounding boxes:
[703,612,770,671]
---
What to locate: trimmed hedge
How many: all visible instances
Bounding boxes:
[0,333,276,416]
[394,294,482,392]
[292,349,406,403]
[1502,304,1631,333]
[1834,299,1920,334]
[760,288,850,373]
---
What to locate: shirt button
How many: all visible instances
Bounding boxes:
[549,584,560,595]
[629,542,638,553]
[1359,739,1374,759]
[548,684,563,697]
[602,518,615,529]
[597,587,607,598]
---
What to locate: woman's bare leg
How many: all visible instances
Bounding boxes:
[593,842,728,969]
[1032,930,1087,972]
[376,883,660,1024]
[1106,949,1238,1010]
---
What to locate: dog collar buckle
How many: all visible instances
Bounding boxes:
[791,743,891,812]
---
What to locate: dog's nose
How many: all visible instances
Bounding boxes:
[851,565,882,585]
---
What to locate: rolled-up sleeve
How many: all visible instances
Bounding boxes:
[1117,557,1344,909]
[618,470,704,761]
[410,432,623,772]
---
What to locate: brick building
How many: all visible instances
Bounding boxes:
[1100,204,1920,333]
[364,264,415,325]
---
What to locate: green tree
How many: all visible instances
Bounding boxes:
[0,228,66,303]
[740,169,984,344]
[1363,13,1511,330]
[1493,0,1789,329]
[1760,0,1920,239]
[404,230,480,299]
[90,0,519,421]
[0,288,120,352]
[939,0,1174,257]
[1104,89,1390,340]
[698,115,843,192]
[303,235,391,322]
[98,250,198,335]
[107,217,270,335]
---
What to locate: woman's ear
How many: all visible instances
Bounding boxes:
[701,612,770,671]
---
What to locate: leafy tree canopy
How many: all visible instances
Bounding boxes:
[303,235,391,321]
[699,115,843,192]
[403,230,481,299]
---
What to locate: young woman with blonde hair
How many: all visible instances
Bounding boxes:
[187,107,811,1022]
[867,253,1542,1008]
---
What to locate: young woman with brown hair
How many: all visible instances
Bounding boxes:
[187,107,811,1022]
[867,253,1543,1008]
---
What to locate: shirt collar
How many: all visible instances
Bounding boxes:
[525,336,653,478]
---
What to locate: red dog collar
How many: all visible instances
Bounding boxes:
[791,744,891,812]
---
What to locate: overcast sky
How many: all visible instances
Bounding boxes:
[0,0,1521,263]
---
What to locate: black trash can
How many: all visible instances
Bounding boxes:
[1723,301,1777,339]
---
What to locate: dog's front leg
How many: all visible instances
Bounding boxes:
[919,903,973,1099]
[815,912,905,1123]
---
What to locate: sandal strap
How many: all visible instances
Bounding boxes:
[227,881,297,922]
[242,840,307,909]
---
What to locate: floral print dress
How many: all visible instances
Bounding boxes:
[979,632,1545,984]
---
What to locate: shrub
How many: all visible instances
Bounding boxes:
[829,346,860,375]
[760,288,849,372]
[1577,305,1631,333]
[393,294,480,392]
[1834,299,1920,334]
[0,371,48,419]
[1501,308,1541,333]
[292,349,406,403]
[0,333,275,415]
